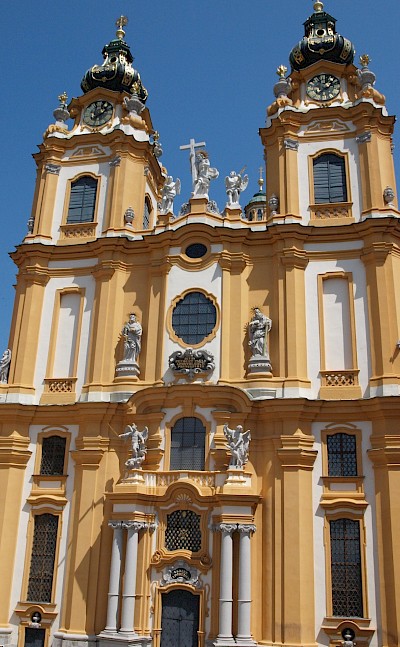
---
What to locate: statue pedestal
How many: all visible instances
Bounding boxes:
[157,211,173,226]
[224,205,243,222]
[115,360,140,378]
[247,354,272,376]
[225,467,247,484]
[123,469,145,484]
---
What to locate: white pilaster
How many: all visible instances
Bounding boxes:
[236,524,257,646]
[214,523,237,646]
[105,521,123,632]
[120,522,145,634]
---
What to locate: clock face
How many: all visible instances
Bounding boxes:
[83,100,113,127]
[306,74,340,101]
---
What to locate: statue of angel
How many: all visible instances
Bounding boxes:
[192,152,219,199]
[223,423,251,468]
[160,175,181,214]
[119,423,149,469]
[225,168,249,206]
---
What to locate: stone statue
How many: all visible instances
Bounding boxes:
[192,151,219,199]
[160,175,181,214]
[248,308,271,357]
[225,169,249,206]
[0,349,11,384]
[223,423,251,468]
[121,313,142,363]
[119,423,149,469]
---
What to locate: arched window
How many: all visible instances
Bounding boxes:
[40,436,67,475]
[67,176,98,223]
[170,417,206,470]
[327,433,357,477]
[27,513,59,602]
[330,518,363,617]
[143,196,152,229]
[313,153,347,203]
[257,208,263,221]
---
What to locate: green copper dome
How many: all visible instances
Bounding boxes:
[81,16,148,101]
[289,2,355,71]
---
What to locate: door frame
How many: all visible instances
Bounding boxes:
[153,583,205,647]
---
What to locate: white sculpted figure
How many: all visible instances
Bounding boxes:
[248,308,272,357]
[121,313,142,363]
[225,169,249,206]
[0,349,11,383]
[192,152,219,199]
[119,423,149,469]
[223,423,251,468]
[160,175,181,214]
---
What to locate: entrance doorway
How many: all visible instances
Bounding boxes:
[160,588,199,647]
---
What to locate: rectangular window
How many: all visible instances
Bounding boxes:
[40,436,66,475]
[67,176,97,223]
[24,628,45,647]
[313,154,347,204]
[27,514,59,602]
[330,518,363,617]
[327,433,357,477]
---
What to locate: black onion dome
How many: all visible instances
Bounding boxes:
[80,16,148,101]
[289,2,355,71]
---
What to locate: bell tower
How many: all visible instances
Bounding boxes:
[261,0,398,227]
[6,17,165,405]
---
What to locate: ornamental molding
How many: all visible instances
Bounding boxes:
[283,138,299,151]
[109,156,122,167]
[356,131,371,144]
[44,163,61,175]
[237,523,256,535]
[169,348,215,379]
[160,560,201,588]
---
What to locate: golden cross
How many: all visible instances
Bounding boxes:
[116,16,128,39]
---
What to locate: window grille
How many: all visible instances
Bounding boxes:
[313,154,347,203]
[327,433,357,477]
[165,509,202,552]
[170,417,206,471]
[27,514,59,602]
[40,436,66,475]
[171,291,217,345]
[330,518,363,617]
[143,197,151,229]
[24,628,45,647]
[67,176,97,223]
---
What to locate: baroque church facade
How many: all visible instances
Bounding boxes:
[1,3,400,647]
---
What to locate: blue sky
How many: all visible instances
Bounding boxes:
[0,1,399,350]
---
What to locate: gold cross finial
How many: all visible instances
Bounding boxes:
[58,91,68,105]
[360,54,371,67]
[276,65,287,79]
[116,16,128,39]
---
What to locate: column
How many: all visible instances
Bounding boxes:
[236,524,257,646]
[105,522,123,632]
[120,522,145,634]
[215,523,236,645]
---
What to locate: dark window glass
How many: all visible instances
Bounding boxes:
[172,292,217,345]
[67,176,97,223]
[185,243,207,259]
[327,433,357,477]
[170,417,206,471]
[143,197,151,229]
[40,436,66,476]
[330,518,363,617]
[313,154,347,203]
[257,209,263,221]
[27,514,58,603]
[24,629,45,647]
[165,509,201,552]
